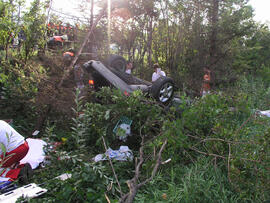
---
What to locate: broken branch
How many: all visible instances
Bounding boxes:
[101,136,123,196]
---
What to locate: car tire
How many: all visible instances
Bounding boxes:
[151,77,174,104]
[107,55,126,72]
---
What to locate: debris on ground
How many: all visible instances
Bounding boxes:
[113,116,133,141]
[258,110,270,117]
[0,183,47,202]
[55,173,72,181]
[20,138,47,170]
[94,146,133,162]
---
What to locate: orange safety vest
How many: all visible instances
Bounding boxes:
[54,36,64,42]
[63,52,74,57]
[202,74,211,91]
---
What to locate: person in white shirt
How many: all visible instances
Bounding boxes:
[152,63,166,82]
[125,61,133,74]
[0,120,32,182]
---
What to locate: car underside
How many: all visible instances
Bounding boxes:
[83,57,175,105]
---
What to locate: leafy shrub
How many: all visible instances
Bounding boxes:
[29,85,270,202]
[69,87,167,152]
[0,59,47,133]
[230,74,270,110]
[158,93,270,201]
[135,157,240,203]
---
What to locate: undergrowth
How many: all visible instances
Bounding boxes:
[11,74,270,202]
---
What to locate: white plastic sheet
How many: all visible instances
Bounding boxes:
[94,146,133,162]
[258,110,270,117]
[20,138,47,169]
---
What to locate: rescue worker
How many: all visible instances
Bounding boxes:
[0,120,33,183]
[47,34,68,48]
[63,49,75,66]
[201,68,211,96]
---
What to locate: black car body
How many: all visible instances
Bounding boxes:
[83,58,175,105]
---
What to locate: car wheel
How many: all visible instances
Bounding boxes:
[107,55,126,72]
[151,77,174,104]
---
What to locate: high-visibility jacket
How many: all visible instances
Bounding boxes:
[202,74,211,91]
[63,52,74,57]
[53,36,64,42]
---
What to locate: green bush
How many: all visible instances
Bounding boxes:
[0,59,46,133]
[67,87,167,152]
[158,93,270,201]
[135,157,240,203]
[28,85,270,202]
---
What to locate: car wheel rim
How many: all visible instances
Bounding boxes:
[159,82,173,103]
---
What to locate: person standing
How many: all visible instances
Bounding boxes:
[201,68,211,96]
[125,61,133,74]
[152,63,166,82]
[63,49,75,66]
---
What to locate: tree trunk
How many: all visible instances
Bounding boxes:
[147,16,153,68]
[209,0,219,66]
[5,44,8,61]
[90,0,94,27]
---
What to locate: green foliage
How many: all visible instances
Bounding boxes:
[69,89,87,151]
[0,59,46,132]
[21,0,47,60]
[157,92,270,201]
[234,24,270,73]
[23,83,270,202]
[74,87,166,152]
[135,157,240,203]
[0,0,16,50]
[30,90,145,202]
[40,163,112,203]
[230,74,270,110]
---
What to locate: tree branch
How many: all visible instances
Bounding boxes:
[101,136,123,196]
[120,138,168,203]
[58,6,107,88]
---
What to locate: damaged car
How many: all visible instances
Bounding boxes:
[83,56,175,105]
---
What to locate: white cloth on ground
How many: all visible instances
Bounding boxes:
[94,146,133,162]
[258,110,270,117]
[20,138,47,169]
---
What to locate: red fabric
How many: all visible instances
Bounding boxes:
[0,163,27,180]
[2,141,29,167]
[63,52,74,57]
[4,167,21,180]
[0,142,29,180]
[202,74,211,91]
[54,36,64,42]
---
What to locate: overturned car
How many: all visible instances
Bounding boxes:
[83,57,175,105]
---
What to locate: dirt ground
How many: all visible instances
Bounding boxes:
[34,52,87,130]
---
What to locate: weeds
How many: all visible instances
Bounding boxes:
[6,75,270,202]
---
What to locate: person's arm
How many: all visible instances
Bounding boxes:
[161,71,166,77]
[152,72,158,82]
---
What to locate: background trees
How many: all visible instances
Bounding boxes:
[1,0,267,89]
[105,0,258,93]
